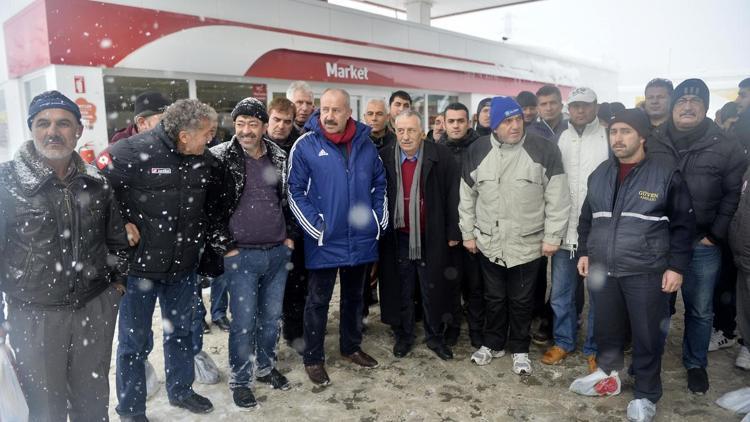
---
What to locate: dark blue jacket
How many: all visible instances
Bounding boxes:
[287,110,388,269]
[578,156,695,277]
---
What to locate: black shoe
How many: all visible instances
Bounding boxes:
[170,392,213,414]
[428,343,454,360]
[212,316,231,332]
[202,320,210,334]
[256,368,291,391]
[687,367,709,395]
[444,327,460,347]
[531,325,551,346]
[232,387,258,409]
[120,416,149,422]
[393,340,412,358]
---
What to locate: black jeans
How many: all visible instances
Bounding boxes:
[713,243,738,337]
[303,265,367,365]
[282,243,308,342]
[393,232,443,347]
[448,245,485,343]
[480,256,541,353]
[592,273,670,403]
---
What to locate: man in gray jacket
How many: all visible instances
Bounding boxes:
[459,96,570,375]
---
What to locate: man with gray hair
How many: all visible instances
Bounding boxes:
[288,88,387,386]
[0,90,130,421]
[377,109,461,360]
[100,99,219,420]
[364,98,396,150]
[287,80,315,135]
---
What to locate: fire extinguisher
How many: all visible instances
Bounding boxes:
[78,144,96,163]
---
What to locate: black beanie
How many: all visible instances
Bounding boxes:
[609,108,650,139]
[231,97,269,123]
[476,97,492,116]
[27,90,82,129]
[672,78,710,110]
[516,91,537,108]
[597,102,612,121]
[134,91,170,117]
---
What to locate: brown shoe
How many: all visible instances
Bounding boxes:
[541,345,568,365]
[586,354,597,373]
[342,350,379,368]
[304,364,330,386]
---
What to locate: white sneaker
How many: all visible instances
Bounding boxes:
[470,346,505,366]
[512,353,532,375]
[736,346,750,370]
[570,368,622,396]
[708,329,736,352]
[627,398,656,422]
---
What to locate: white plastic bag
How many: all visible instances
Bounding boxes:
[569,369,621,397]
[194,351,221,385]
[144,359,161,400]
[716,387,750,414]
[0,344,29,422]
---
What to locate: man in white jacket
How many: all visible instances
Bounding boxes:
[541,87,609,371]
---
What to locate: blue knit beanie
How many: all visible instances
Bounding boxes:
[27,90,82,129]
[490,96,523,130]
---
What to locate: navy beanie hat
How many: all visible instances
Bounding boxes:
[476,97,492,117]
[231,97,269,123]
[671,78,710,110]
[490,96,523,130]
[27,90,82,129]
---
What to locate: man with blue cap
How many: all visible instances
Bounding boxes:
[459,96,570,375]
[0,90,130,421]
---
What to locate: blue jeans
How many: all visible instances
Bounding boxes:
[682,243,721,369]
[210,274,230,321]
[225,245,290,388]
[116,272,198,417]
[551,249,596,355]
[303,265,367,365]
[192,291,206,355]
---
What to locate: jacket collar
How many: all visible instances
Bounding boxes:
[11,140,103,195]
[306,109,372,147]
[567,118,602,138]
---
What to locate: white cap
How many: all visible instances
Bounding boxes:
[568,87,597,104]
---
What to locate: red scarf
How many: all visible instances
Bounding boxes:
[321,118,357,147]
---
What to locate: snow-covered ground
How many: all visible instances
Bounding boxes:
[107,285,750,421]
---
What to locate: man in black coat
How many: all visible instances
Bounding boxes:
[378,109,461,360]
[646,78,747,395]
[0,91,129,422]
[100,99,219,419]
[439,102,484,348]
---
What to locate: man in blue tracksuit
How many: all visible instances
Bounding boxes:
[288,88,388,386]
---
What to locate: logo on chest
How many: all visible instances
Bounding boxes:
[150,168,172,175]
[638,191,659,202]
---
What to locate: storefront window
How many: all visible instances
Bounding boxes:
[24,76,47,110]
[427,94,458,131]
[103,75,189,141]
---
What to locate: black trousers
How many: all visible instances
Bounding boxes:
[714,243,738,337]
[593,273,669,403]
[282,242,308,342]
[448,245,485,344]
[393,232,443,347]
[480,255,541,353]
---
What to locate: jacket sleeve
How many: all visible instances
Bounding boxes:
[103,179,130,285]
[445,150,461,241]
[370,150,389,231]
[666,170,696,275]
[709,141,748,242]
[577,186,593,257]
[279,153,301,241]
[205,157,235,257]
[287,139,325,241]
[99,139,135,222]
[541,145,571,245]
[458,150,478,240]
[0,185,11,325]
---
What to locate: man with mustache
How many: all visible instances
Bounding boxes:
[288,88,387,386]
[287,81,315,136]
[646,78,748,395]
[459,96,570,375]
[207,97,296,409]
[0,91,129,421]
[571,108,695,422]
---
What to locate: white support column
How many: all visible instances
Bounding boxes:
[405,0,431,26]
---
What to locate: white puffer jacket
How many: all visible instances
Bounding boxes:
[557,118,609,250]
